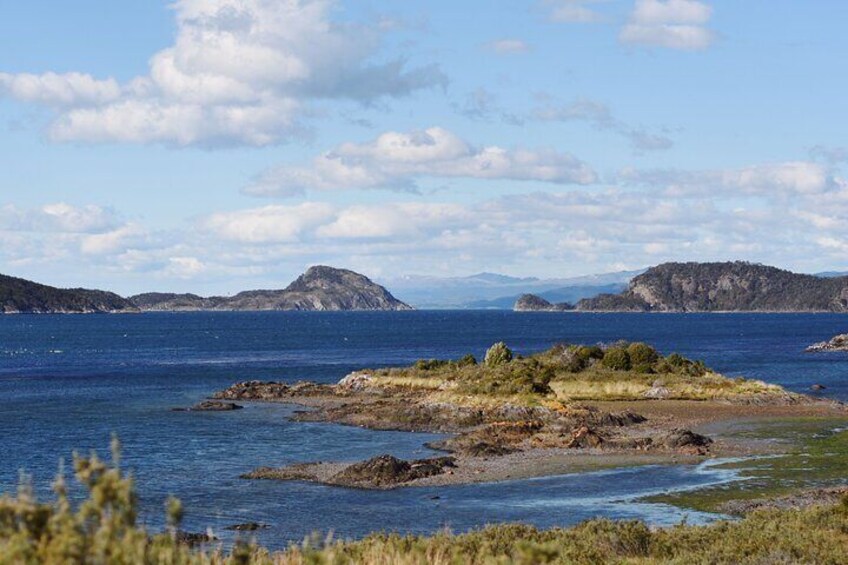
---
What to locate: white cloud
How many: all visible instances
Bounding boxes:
[620,0,714,50]
[543,1,608,23]
[620,161,837,196]
[0,0,445,147]
[533,97,673,151]
[80,224,148,255]
[0,203,119,233]
[202,203,336,243]
[485,39,530,54]
[245,126,598,197]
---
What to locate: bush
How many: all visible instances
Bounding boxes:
[601,347,631,371]
[576,345,604,361]
[627,342,659,373]
[414,359,450,371]
[457,353,478,367]
[485,342,513,367]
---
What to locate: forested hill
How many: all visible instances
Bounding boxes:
[577,262,848,312]
[0,274,137,314]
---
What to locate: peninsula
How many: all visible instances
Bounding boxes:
[209,341,845,493]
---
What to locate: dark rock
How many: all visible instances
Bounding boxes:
[663,429,713,449]
[331,454,456,488]
[225,522,269,531]
[175,531,217,546]
[214,381,292,401]
[810,384,827,391]
[566,426,605,449]
[175,400,243,412]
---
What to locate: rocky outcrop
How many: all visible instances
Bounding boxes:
[0,274,137,314]
[513,294,573,312]
[720,487,848,515]
[806,334,848,352]
[131,266,412,312]
[330,455,456,488]
[173,400,243,412]
[577,262,848,312]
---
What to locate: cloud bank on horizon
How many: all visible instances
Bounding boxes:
[0,0,846,293]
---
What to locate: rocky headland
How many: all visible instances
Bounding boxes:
[0,273,137,314]
[576,261,848,312]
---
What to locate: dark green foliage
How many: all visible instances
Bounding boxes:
[457,353,478,367]
[458,360,554,396]
[601,347,631,371]
[657,352,707,376]
[414,359,451,371]
[0,274,135,314]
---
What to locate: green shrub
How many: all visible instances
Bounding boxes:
[576,345,604,361]
[484,342,513,367]
[601,347,631,371]
[627,342,659,373]
[414,359,450,371]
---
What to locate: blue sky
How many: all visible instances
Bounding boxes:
[1,0,846,294]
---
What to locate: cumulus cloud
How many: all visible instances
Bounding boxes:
[533,97,674,152]
[543,0,608,23]
[0,0,446,147]
[244,126,598,197]
[620,0,714,50]
[484,39,530,54]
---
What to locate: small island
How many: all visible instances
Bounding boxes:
[513,294,573,312]
[209,341,845,490]
[806,333,848,352]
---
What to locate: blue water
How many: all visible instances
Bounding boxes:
[1,312,847,547]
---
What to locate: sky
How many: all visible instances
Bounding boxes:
[1,0,847,295]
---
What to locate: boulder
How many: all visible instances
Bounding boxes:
[337,372,375,391]
[663,429,713,450]
[566,425,605,449]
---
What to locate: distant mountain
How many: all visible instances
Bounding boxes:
[817,271,848,278]
[513,294,573,312]
[382,270,641,309]
[577,262,848,312]
[0,274,137,314]
[131,266,412,312]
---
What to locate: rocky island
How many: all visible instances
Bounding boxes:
[577,261,848,312]
[513,294,573,312]
[208,341,845,490]
[806,333,848,352]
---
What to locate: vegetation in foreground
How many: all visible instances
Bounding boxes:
[3,439,848,564]
[369,341,787,403]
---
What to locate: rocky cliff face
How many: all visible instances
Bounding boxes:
[513,294,573,312]
[577,262,848,312]
[131,266,413,312]
[0,274,137,314]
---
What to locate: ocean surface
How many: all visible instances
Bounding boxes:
[1,311,847,547]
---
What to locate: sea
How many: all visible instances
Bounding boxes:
[1,311,846,547]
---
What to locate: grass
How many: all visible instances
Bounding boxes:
[647,419,848,512]
[367,341,788,404]
[4,438,848,564]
